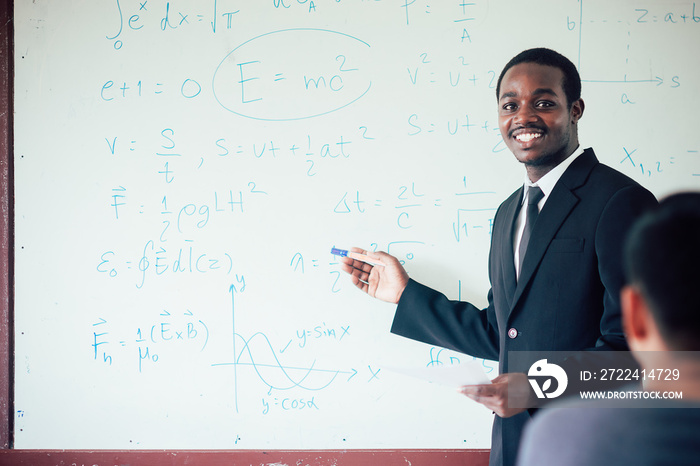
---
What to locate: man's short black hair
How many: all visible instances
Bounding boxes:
[624,192,700,351]
[496,48,582,108]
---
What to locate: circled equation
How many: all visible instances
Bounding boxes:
[213,28,372,121]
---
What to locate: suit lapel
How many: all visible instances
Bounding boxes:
[509,149,599,315]
[499,188,522,308]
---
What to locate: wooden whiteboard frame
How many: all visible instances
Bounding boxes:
[0,0,13,452]
[0,1,489,463]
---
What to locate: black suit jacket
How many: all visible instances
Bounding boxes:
[391,149,657,466]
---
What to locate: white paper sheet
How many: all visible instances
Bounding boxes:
[384,359,493,388]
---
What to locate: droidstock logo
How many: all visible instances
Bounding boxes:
[528,359,568,399]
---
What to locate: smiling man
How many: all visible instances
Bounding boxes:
[341,48,657,466]
[497,60,583,181]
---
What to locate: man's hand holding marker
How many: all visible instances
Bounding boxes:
[333,247,409,304]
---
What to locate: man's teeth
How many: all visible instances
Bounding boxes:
[515,133,542,142]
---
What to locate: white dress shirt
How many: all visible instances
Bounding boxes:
[513,146,586,279]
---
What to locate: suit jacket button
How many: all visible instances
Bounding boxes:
[508,328,518,339]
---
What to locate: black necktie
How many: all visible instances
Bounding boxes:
[519,186,544,273]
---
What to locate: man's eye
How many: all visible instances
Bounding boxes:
[502,103,516,111]
[536,100,554,108]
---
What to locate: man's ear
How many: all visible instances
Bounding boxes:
[621,285,648,350]
[570,98,584,123]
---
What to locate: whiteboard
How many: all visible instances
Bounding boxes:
[13,0,699,449]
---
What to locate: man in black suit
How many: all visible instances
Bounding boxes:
[340,48,657,466]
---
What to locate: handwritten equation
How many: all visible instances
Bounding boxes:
[92,308,210,372]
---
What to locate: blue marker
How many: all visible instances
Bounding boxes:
[331,248,385,266]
